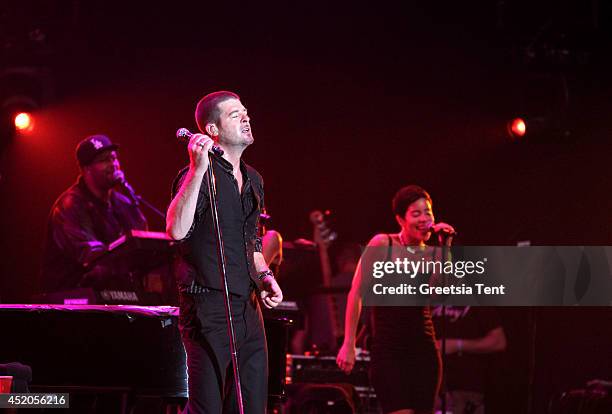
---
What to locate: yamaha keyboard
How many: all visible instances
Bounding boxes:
[36,231,178,305]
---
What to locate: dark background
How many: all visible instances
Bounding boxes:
[0,1,611,413]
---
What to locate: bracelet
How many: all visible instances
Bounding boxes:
[257,269,275,281]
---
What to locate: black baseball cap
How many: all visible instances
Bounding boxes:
[76,135,119,166]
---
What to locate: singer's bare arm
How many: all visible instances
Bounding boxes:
[166,134,214,240]
[262,230,283,267]
[336,265,364,373]
[337,233,387,374]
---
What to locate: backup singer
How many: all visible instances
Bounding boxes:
[336,185,455,414]
[41,135,147,292]
[166,91,282,414]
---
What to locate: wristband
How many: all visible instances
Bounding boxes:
[257,269,275,281]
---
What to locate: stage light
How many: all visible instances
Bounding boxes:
[1,68,46,140]
[2,96,39,137]
[508,117,526,139]
[505,116,571,143]
[14,112,33,132]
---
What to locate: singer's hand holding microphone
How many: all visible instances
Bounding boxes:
[189,133,215,174]
[175,128,224,174]
[428,222,456,246]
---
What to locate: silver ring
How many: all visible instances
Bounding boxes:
[197,142,205,148]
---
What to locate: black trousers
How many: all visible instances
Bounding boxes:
[179,289,268,414]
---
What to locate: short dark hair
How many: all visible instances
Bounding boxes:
[392,185,432,217]
[195,91,240,133]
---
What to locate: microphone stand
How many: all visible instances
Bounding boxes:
[120,180,165,220]
[136,197,165,219]
[437,232,451,414]
[205,153,245,414]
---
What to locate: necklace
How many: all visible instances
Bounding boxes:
[398,231,426,253]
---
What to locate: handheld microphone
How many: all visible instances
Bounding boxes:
[176,128,224,156]
[427,223,457,237]
[113,170,140,206]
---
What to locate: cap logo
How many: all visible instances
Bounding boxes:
[91,138,103,149]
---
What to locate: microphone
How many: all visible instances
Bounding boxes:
[427,223,457,237]
[113,170,140,206]
[176,128,224,156]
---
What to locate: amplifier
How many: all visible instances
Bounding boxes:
[287,354,370,387]
[287,353,382,413]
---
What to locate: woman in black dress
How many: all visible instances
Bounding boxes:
[336,185,455,414]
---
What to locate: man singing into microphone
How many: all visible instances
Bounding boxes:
[41,134,147,292]
[167,91,282,414]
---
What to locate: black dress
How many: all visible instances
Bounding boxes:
[369,235,441,413]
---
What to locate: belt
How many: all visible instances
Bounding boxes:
[179,281,255,298]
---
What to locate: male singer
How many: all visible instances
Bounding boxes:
[166,91,282,413]
[41,134,147,292]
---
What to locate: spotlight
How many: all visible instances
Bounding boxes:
[1,68,47,140]
[1,95,38,137]
[14,112,33,132]
[505,115,570,143]
[507,117,527,139]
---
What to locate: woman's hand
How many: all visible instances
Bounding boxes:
[336,342,357,374]
[431,222,456,246]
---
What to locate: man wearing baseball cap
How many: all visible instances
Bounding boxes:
[41,134,147,292]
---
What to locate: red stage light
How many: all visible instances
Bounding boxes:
[14,112,33,132]
[508,118,526,138]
